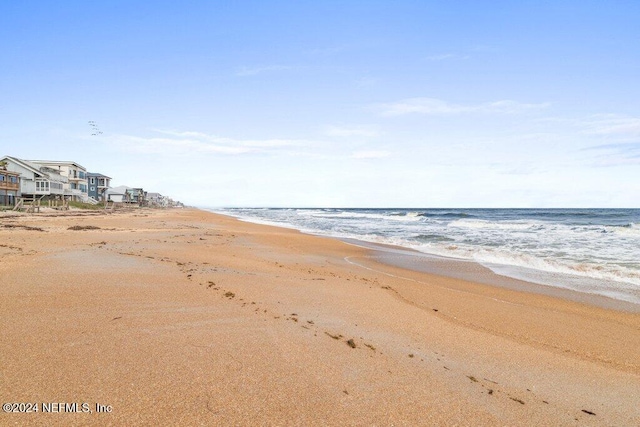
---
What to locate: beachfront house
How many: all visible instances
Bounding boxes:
[0,162,21,206]
[28,160,89,202]
[106,186,146,205]
[146,192,168,207]
[105,185,129,203]
[87,172,111,202]
[0,156,66,200]
[152,194,182,208]
[127,187,146,205]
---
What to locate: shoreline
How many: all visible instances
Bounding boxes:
[1,207,638,425]
[340,238,640,313]
[216,209,640,313]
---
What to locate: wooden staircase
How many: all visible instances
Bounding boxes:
[13,196,45,213]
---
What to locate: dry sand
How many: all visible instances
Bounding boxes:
[0,208,638,426]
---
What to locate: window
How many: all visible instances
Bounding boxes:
[90,177,95,184]
[90,186,95,191]
[0,175,5,181]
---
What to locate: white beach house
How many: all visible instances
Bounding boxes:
[105,186,147,205]
[0,156,67,198]
[105,185,129,203]
[28,160,89,201]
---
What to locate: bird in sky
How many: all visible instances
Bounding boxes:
[88,120,103,136]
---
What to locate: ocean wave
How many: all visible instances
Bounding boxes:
[448,219,541,231]
[294,210,424,222]
[388,211,425,220]
[410,241,640,288]
[413,234,455,243]
[418,211,474,218]
[613,222,640,235]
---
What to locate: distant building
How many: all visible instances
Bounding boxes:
[127,187,146,205]
[106,185,146,206]
[28,160,88,201]
[105,185,130,203]
[146,192,167,207]
[0,156,66,200]
[86,173,111,202]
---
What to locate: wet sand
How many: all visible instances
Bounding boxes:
[1,208,638,426]
[340,238,640,313]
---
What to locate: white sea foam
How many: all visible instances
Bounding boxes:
[448,218,538,230]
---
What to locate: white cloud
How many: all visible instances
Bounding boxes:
[326,125,378,138]
[499,165,542,175]
[581,114,640,139]
[108,130,313,156]
[582,141,640,167]
[376,97,550,116]
[235,65,294,76]
[351,150,391,159]
[109,135,251,155]
[153,129,306,148]
[593,156,640,167]
[426,53,469,61]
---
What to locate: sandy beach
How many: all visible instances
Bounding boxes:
[1,208,638,426]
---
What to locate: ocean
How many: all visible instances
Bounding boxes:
[213,208,640,305]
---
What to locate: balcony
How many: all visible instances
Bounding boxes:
[0,181,19,191]
[65,188,84,196]
[0,172,19,191]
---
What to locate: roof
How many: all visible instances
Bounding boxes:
[1,156,43,175]
[105,185,131,195]
[87,172,112,179]
[1,155,65,181]
[28,160,87,170]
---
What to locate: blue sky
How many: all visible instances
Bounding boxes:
[1,1,639,207]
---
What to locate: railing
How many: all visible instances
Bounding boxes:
[0,182,19,191]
